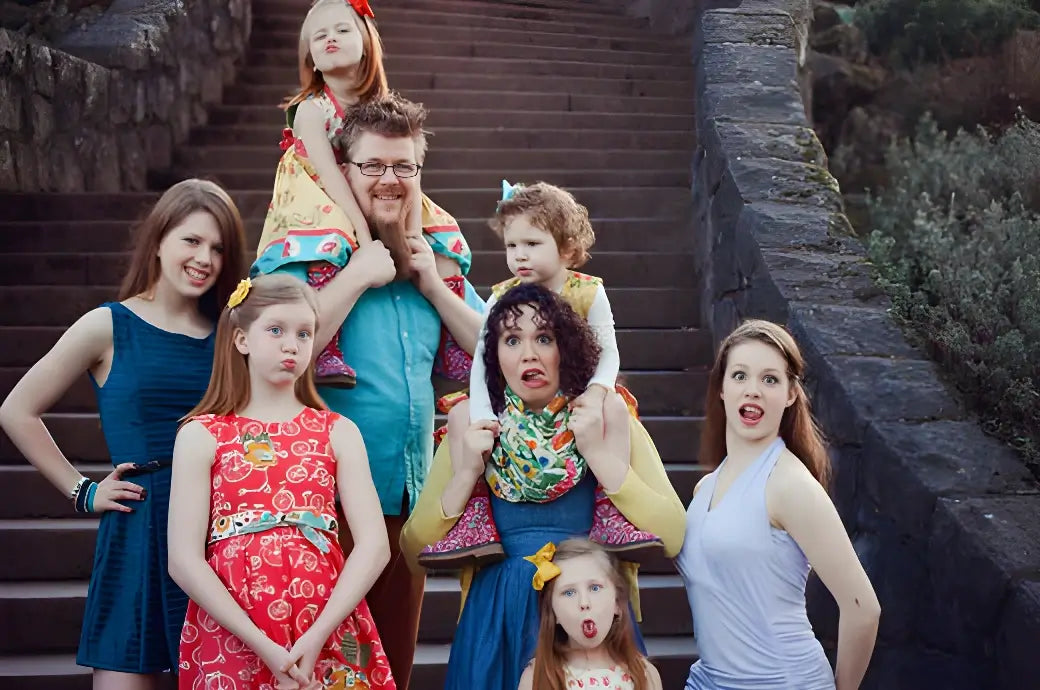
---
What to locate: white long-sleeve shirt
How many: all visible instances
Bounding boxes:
[468,282,620,422]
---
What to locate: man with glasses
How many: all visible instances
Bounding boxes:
[304,93,484,688]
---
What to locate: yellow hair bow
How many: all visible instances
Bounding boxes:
[227,278,251,309]
[524,542,561,591]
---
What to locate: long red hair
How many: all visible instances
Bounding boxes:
[531,539,651,690]
[283,0,389,110]
[184,274,325,420]
[700,319,830,487]
[118,178,246,321]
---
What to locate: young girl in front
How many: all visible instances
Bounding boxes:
[420,181,658,568]
[167,274,395,689]
[519,538,663,690]
[254,0,471,388]
[677,320,880,690]
[0,179,245,689]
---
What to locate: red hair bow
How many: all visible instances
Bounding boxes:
[349,0,374,18]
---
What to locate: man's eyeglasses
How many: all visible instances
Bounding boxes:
[349,161,422,178]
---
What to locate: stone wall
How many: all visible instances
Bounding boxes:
[0,0,251,193]
[629,1,1040,687]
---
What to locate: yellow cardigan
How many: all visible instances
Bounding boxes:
[399,415,687,620]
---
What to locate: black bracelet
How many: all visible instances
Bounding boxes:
[74,480,97,513]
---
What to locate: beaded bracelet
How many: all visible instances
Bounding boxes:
[69,476,89,501]
[74,479,98,513]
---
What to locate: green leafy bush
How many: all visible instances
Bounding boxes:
[854,0,1040,65]
[867,114,1040,476]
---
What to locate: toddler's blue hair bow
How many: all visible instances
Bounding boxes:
[500,179,522,203]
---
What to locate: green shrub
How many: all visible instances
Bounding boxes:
[867,114,1040,477]
[854,0,1040,66]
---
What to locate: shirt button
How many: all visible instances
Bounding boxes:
[395,296,401,301]
[402,331,408,338]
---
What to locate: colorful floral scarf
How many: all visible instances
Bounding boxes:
[485,388,587,503]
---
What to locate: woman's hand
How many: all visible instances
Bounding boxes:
[91,463,146,513]
[571,392,631,492]
[440,420,499,518]
[456,420,499,479]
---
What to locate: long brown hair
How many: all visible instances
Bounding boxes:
[185,274,326,419]
[531,539,650,690]
[700,319,830,487]
[119,178,246,321]
[283,0,389,110]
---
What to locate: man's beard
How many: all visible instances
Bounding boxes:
[370,214,412,282]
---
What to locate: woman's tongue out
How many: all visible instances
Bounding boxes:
[521,367,548,389]
[739,403,764,426]
[581,618,598,639]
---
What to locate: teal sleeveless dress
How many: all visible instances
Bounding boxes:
[76,302,214,673]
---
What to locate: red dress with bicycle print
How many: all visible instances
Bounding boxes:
[178,408,395,690]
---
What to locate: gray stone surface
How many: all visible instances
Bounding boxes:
[925,496,1040,655]
[995,580,1040,687]
[716,122,827,167]
[703,82,809,125]
[702,43,799,87]
[0,0,250,192]
[789,304,920,358]
[703,9,796,47]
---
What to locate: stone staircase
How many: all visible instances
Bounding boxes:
[0,0,710,687]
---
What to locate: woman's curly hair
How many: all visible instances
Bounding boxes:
[482,283,601,415]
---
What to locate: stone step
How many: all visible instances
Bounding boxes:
[3,187,692,222]
[157,168,692,192]
[253,0,647,30]
[251,7,651,36]
[0,248,698,289]
[251,39,689,66]
[0,217,694,254]
[281,29,686,57]
[0,637,698,690]
[0,324,711,370]
[227,73,694,101]
[206,105,693,131]
[174,147,692,172]
[0,571,692,655]
[242,57,692,83]
[0,412,703,467]
[0,284,698,327]
[224,86,694,114]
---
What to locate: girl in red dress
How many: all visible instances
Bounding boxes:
[168,273,395,690]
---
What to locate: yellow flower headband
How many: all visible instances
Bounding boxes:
[227,278,251,309]
[524,542,561,591]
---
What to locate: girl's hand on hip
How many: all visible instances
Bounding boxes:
[92,463,146,513]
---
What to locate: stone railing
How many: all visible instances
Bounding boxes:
[0,0,251,193]
[628,1,1040,687]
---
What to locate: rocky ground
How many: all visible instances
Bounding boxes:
[1,0,112,43]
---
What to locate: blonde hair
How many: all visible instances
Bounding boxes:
[531,539,649,690]
[283,0,389,110]
[184,274,325,419]
[700,319,830,487]
[489,182,596,268]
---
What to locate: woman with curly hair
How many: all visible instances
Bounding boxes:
[401,283,686,690]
